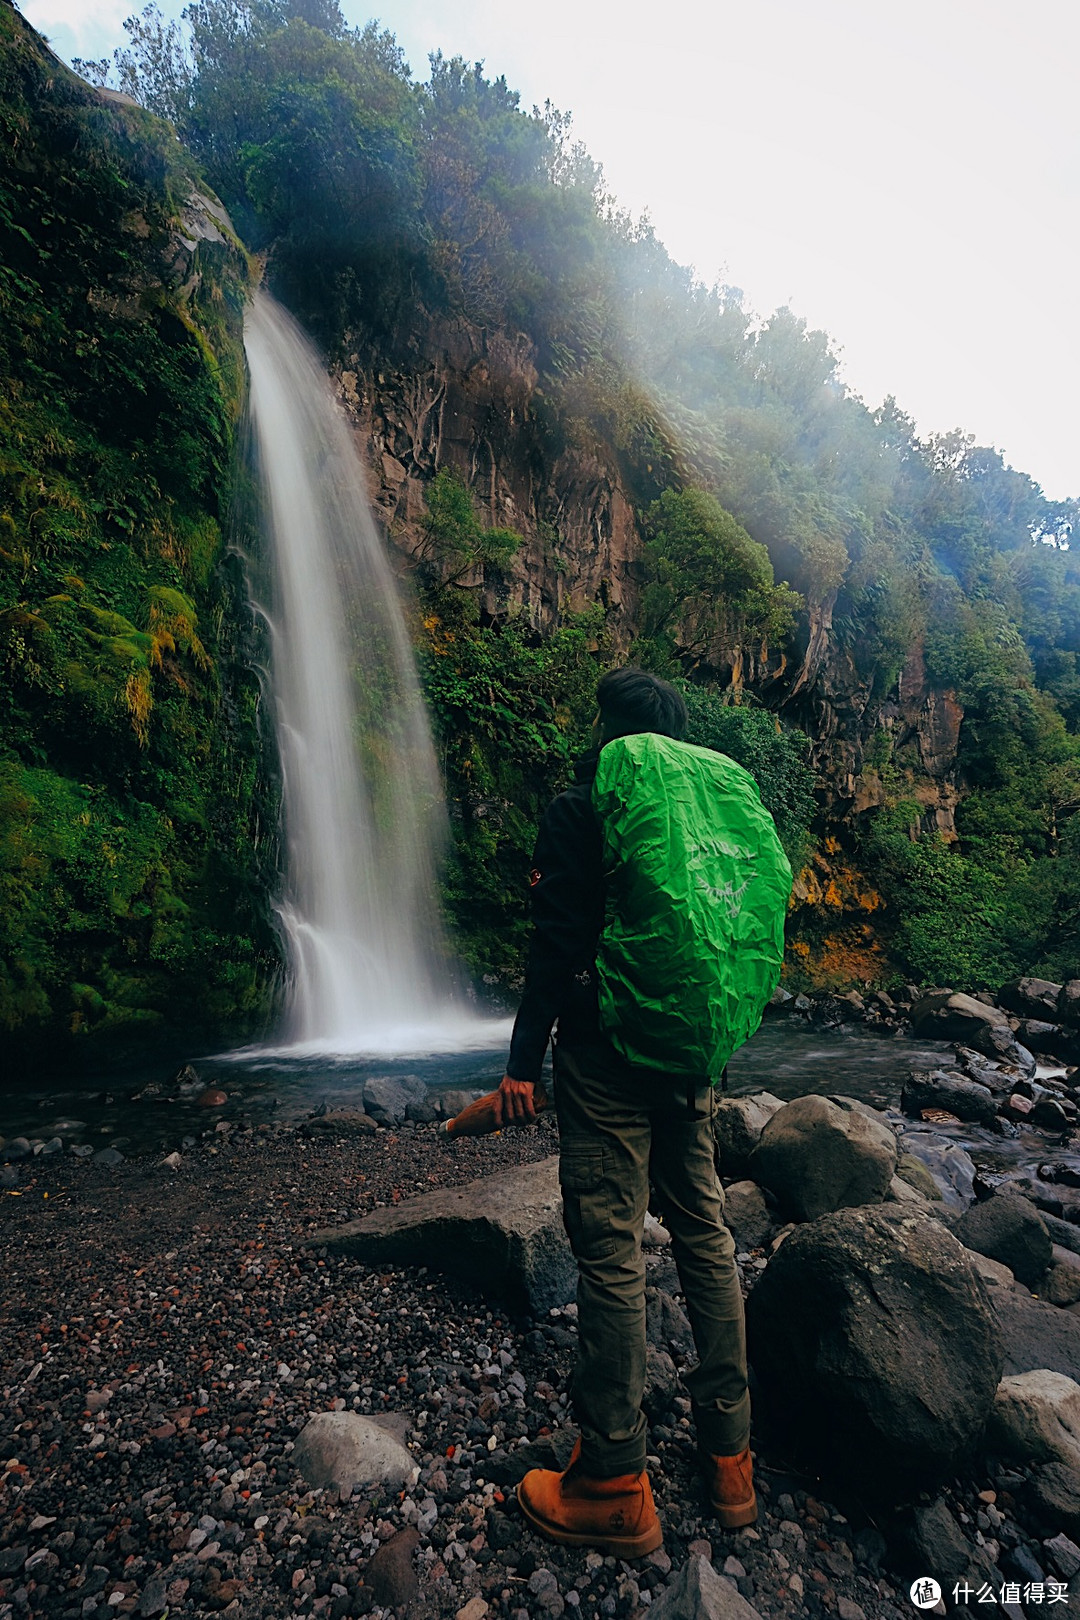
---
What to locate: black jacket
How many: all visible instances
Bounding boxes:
[505,752,605,1083]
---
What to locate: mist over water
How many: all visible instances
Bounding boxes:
[243,291,495,1055]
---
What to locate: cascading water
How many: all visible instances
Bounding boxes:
[243,290,475,1053]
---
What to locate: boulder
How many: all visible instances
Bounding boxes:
[646,1286,694,1355]
[911,990,1010,1040]
[999,977,1064,1020]
[894,1152,944,1202]
[1042,1211,1080,1258]
[1059,980,1080,1028]
[362,1073,427,1127]
[988,1370,1080,1471]
[1031,1096,1074,1131]
[991,1290,1080,1378]
[891,1498,1001,1592]
[713,1092,784,1177]
[953,1194,1053,1287]
[648,1554,764,1620]
[364,1526,420,1608]
[746,1205,1003,1494]
[966,1022,1037,1076]
[901,1069,998,1126]
[1015,1020,1065,1055]
[885,1174,930,1209]
[299,1110,378,1137]
[1044,1250,1080,1307]
[290,1412,419,1494]
[723,1180,773,1251]
[1028,1461,1080,1540]
[897,1128,977,1210]
[747,1094,897,1222]
[307,1156,576,1314]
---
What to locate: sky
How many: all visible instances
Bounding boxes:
[20,0,1080,500]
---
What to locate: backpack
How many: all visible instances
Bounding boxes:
[591,731,793,1079]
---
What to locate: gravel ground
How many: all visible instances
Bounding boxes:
[0,1117,1062,1620]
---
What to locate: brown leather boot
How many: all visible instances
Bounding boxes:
[703,1446,758,1528]
[517,1440,663,1557]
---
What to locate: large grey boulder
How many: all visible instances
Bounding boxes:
[308,1156,576,1314]
[999,977,1064,1020]
[746,1205,1003,1494]
[1059,980,1080,1027]
[988,1371,1080,1472]
[648,1554,764,1620]
[713,1092,784,1177]
[747,1094,897,1222]
[991,1291,1080,1379]
[965,1022,1037,1075]
[291,1412,419,1494]
[901,1069,998,1125]
[723,1180,773,1251]
[953,1193,1053,1287]
[362,1073,428,1126]
[1028,1461,1080,1540]
[911,990,1010,1040]
[897,1128,977,1210]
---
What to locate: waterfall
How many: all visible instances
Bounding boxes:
[243,290,470,1053]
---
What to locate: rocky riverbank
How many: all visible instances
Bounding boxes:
[1,1089,1079,1620]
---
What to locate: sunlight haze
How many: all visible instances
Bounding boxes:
[22,0,1079,499]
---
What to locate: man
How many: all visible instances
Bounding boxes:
[493,667,756,1558]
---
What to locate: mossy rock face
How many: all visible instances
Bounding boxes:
[896,1151,944,1202]
[0,7,278,1058]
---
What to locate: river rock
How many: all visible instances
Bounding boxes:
[1015,1019,1065,1055]
[647,1552,764,1620]
[911,989,1010,1040]
[1044,1250,1080,1307]
[966,1022,1037,1075]
[300,1110,378,1137]
[953,1193,1053,1287]
[1028,1461,1080,1539]
[1044,1212,1080,1257]
[988,1370,1080,1471]
[999,977,1064,1020]
[901,1069,998,1126]
[891,1499,1001,1594]
[362,1073,427,1126]
[1031,1095,1074,1131]
[747,1094,897,1222]
[2,1137,31,1162]
[290,1412,420,1494]
[745,1205,1003,1493]
[308,1155,575,1313]
[894,1152,943,1201]
[364,1525,420,1607]
[723,1180,773,1250]
[1060,980,1080,1027]
[713,1092,784,1177]
[991,1290,1080,1377]
[897,1128,976,1209]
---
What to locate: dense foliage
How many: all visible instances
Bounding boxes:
[0,3,279,1059]
[46,0,1080,996]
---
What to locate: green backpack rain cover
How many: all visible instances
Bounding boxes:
[591,732,793,1080]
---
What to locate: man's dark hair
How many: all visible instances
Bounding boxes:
[596,667,688,742]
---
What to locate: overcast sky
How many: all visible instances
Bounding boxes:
[21,0,1080,500]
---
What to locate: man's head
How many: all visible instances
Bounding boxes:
[595,667,688,745]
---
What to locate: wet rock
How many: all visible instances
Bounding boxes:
[966,1022,1037,1076]
[291,1412,420,1494]
[648,1553,764,1619]
[885,1173,931,1208]
[364,1525,419,1607]
[1044,1211,1080,1257]
[713,1092,784,1177]
[991,1291,1080,1377]
[1059,980,1080,1027]
[1031,1096,1073,1131]
[911,989,1010,1040]
[1027,1461,1080,1539]
[897,1128,977,1209]
[747,1094,897,1222]
[894,1152,943,1201]
[746,1204,1003,1494]
[902,1069,998,1126]
[308,1155,576,1313]
[92,1146,125,1167]
[953,1193,1053,1286]
[989,1370,1080,1471]
[1015,1020,1065,1055]
[999,978,1064,1021]
[3,1137,31,1161]
[362,1073,427,1127]
[722,1180,772,1250]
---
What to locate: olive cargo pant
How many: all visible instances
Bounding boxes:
[554,1036,751,1477]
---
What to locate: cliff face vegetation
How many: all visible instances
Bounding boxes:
[0,0,279,1059]
[4,0,1079,1056]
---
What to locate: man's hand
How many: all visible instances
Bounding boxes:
[493,1074,536,1127]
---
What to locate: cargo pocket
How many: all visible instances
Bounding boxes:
[559,1140,618,1262]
